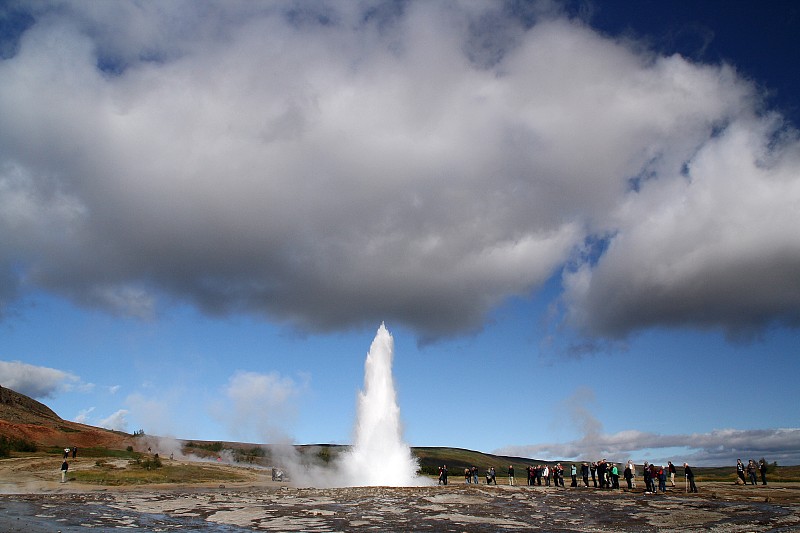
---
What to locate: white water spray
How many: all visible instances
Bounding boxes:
[338,323,425,486]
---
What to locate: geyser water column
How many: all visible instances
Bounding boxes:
[338,323,424,486]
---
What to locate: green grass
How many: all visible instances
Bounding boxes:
[693,464,800,483]
[72,462,249,485]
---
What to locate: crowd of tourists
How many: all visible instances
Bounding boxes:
[737,458,769,485]
[438,457,771,493]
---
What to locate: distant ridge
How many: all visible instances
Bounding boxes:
[0,385,61,423]
[0,385,132,449]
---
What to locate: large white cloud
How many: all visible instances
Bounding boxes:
[0,1,797,340]
[563,115,800,339]
[0,360,80,398]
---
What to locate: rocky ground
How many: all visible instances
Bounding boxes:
[1,457,799,532]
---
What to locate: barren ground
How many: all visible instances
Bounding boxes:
[1,456,799,532]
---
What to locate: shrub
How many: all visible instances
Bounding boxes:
[184,441,223,452]
[0,436,38,456]
[14,438,37,452]
[318,448,331,463]
[419,465,440,476]
[131,456,162,469]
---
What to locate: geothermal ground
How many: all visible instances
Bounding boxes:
[1,457,799,532]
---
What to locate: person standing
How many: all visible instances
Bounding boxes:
[570,464,577,487]
[627,460,636,488]
[555,463,565,487]
[736,459,747,484]
[684,463,698,493]
[623,463,633,489]
[508,465,515,486]
[581,462,589,487]
[60,460,69,483]
[472,466,479,485]
[658,465,667,492]
[610,463,620,489]
[759,459,768,485]
[465,468,471,484]
[597,460,607,489]
[668,461,676,487]
[747,460,758,486]
[590,462,597,487]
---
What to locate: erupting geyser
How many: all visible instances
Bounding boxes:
[338,323,425,486]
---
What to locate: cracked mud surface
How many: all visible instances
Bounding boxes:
[2,482,799,532]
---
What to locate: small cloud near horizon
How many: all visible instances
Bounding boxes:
[74,406,95,424]
[495,427,800,467]
[98,409,129,432]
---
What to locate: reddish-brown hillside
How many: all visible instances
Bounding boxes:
[0,385,132,450]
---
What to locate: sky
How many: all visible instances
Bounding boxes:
[0,0,799,467]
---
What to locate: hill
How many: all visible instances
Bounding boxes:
[0,385,133,451]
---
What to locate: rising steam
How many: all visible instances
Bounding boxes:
[281,323,427,487]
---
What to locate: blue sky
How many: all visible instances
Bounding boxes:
[1,1,798,466]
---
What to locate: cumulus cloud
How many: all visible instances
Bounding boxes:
[0,360,80,398]
[563,115,800,339]
[213,370,306,443]
[124,391,182,437]
[0,1,797,341]
[497,427,800,467]
[74,406,95,424]
[98,409,129,432]
[498,388,800,465]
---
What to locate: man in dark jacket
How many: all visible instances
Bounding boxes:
[736,459,747,484]
[581,463,590,487]
[684,463,698,493]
